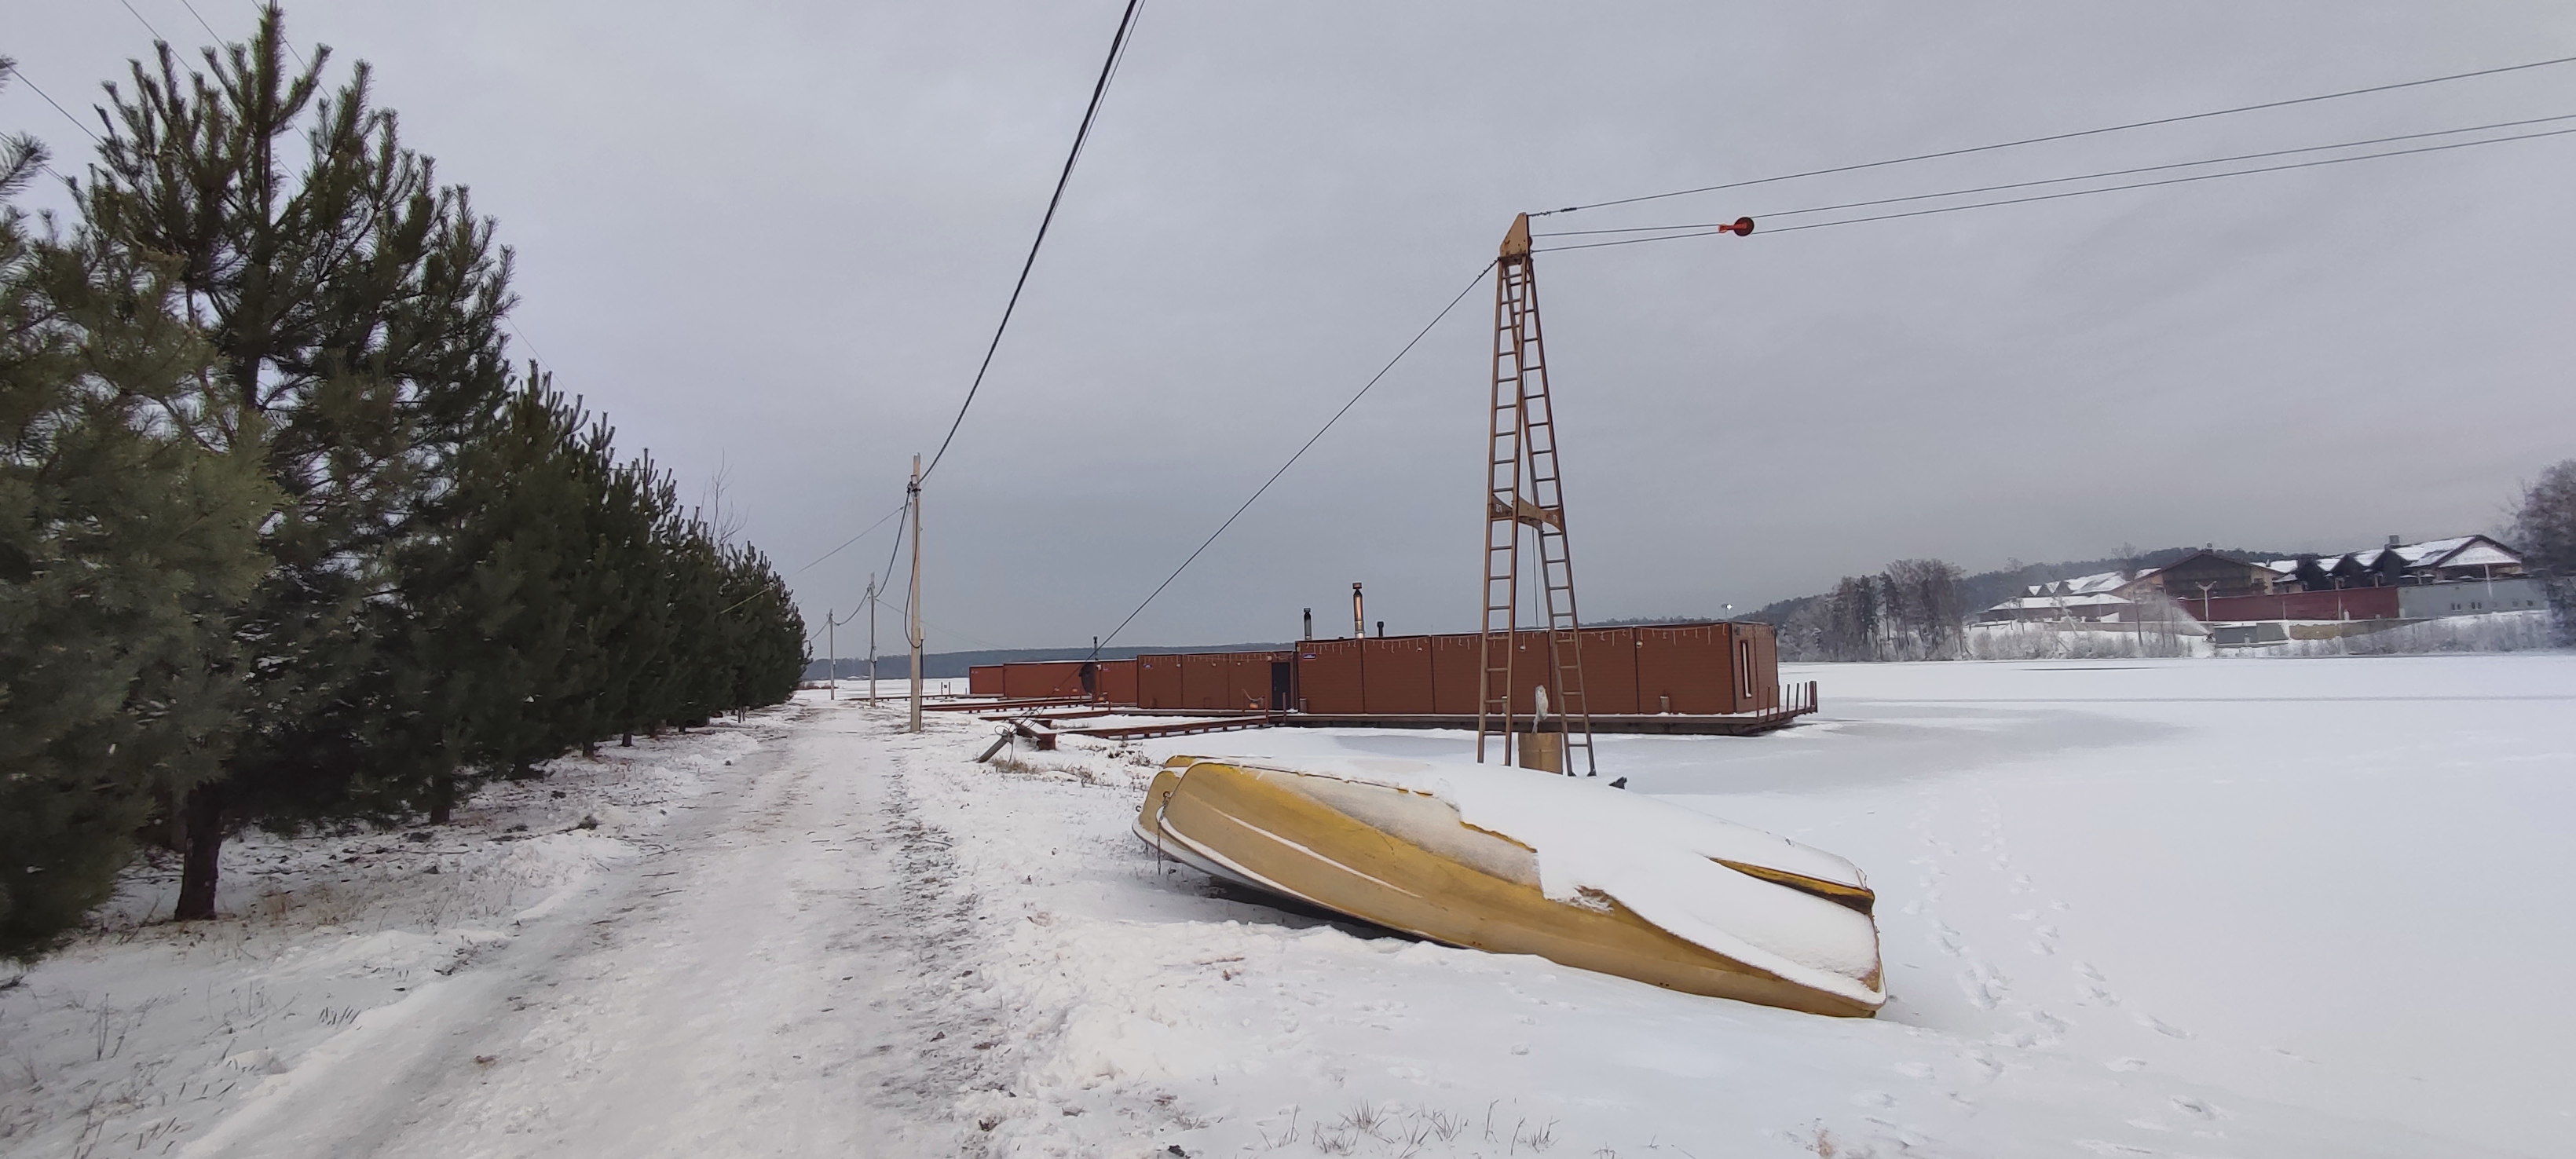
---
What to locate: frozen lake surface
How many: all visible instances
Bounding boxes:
[4,654,2567,1157]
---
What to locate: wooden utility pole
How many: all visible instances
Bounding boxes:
[1476,213,1597,776]
[865,572,879,704]
[908,455,925,733]
[826,609,837,700]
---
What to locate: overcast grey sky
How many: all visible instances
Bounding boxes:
[11,2,2576,651]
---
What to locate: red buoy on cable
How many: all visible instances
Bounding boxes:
[1722,216,1755,236]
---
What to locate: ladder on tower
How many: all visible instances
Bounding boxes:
[1477,214,1597,776]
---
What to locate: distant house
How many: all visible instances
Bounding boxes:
[1980,550,2287,623]
[1978,536,2540,628]
[2263,536,2526,591]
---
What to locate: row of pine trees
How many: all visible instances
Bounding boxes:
[2,11,807,963]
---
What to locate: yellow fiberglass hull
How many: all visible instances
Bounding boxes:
[1136,755,1884,1018]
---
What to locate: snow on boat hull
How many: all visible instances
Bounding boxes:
[1136,756,1885,1018]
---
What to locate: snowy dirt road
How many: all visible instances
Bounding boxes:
[175,702,993,1159]
[2,701,1001,1159]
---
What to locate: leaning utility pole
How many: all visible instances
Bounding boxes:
[908,455,925,733]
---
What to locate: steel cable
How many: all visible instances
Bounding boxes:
[1533,123,2576,252]
[917,0,1146,485]
[1531,53,2576,218]
[1087,259,1498,659]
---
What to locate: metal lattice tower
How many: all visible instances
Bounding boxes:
[1476,214,1596,776]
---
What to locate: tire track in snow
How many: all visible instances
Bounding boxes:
[175,701,993,1159]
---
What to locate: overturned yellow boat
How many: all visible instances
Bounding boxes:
[1136,755,1884,1018]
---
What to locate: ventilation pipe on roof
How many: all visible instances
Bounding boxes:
[1352,583,1365,638]
[2388,534,2402,548]
[1302,608,1312,640]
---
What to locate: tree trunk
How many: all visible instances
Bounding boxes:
[427,773,455,825]
[582,738,598,759]
[175,782,225,921]
[620,732,632,748]
[156,786,188,853]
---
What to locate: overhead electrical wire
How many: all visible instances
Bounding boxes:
[4,62,104,144]
[1532,122,2576,253]
[1535,112,2576,239]
[793,502,908,578]
[1086,259,1498,659]
[114,0,170,43]
[1531,52,2576,218]
[917,0,1146,485]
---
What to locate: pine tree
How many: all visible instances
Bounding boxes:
[1,112,273,960]
[398,373,617,815]
[79,9,516,918]
[587,454,683,747]
[722,545,807,712]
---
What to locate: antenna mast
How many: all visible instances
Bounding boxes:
[1476,214,1597,776]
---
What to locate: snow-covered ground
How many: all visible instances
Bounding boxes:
[5,656,2570,1157]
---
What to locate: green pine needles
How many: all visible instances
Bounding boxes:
[0,9,808,963]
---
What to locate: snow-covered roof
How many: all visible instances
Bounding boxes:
[1985,594,2131,613]
[2440,542,2520,569]
[2269,536,2519,574]
[2032,570,2135,597]
[2394,536,2475,565]
[2010,594,2128,608]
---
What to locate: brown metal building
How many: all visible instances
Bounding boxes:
[966,659,1140,700]
[1290,622,1779,716]
[1138,650,1293,711]
[970,621,1784,718]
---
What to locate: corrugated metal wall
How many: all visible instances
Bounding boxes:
[1579,627,1639,715]
[1295,640,1365,713]
[1363,635,1433,714]
[1637,623,1733,715]
[977,625,1780,717]
[1097,660,1138,706]
[1137,655,1184,708]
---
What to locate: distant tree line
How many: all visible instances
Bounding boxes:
[2,13,805,963]
[1773,560,1967,662]
[1751,462,2576,662]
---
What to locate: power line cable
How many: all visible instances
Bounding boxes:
[181,0,224,40]
[1535,112,2576,240]
[4,63,104,144]
[1532,53,2576,218]
[1087,260,1497,659]
[1532,123,2576,253]
[114,0,170,42]
[917,0,1145,485]
[792,502,908,578]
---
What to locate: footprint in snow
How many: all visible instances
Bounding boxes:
[2136,1015,2194,1040]
[2168,1095,2219,1120]
[1959,965,2009,1010]
[2105,1057,2150,1072]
